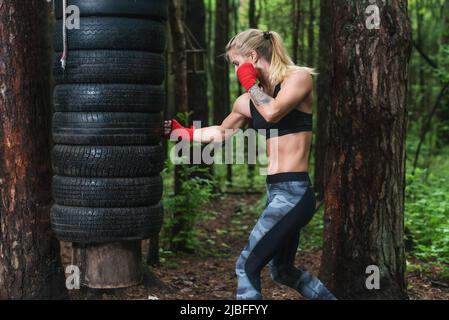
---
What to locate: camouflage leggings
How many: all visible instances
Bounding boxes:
[235,172,336,300]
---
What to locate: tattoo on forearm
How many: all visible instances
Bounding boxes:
[249,85,273,107]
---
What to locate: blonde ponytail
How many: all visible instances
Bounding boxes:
[268,31,317,85]
[226,29,316,86]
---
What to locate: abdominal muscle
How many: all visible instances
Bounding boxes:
[265,131,312,174]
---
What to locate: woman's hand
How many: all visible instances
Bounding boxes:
[164,119,195,141]
[236,63,259,92]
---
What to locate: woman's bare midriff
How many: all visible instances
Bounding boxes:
[243,81,313,175]
[265,131,312,174]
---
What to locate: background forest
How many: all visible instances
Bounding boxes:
[0,0,448,300]
[160,0,449,296]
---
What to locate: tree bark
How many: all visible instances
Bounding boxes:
[169,0,188,121]
[246,0,259,187]
[320,0,412,299]
[314,0,333,201]
[169,0,191,251]
[292,0,301,64]
[185,0,208,128]
[214,0,230,125]
[307,0,315,67]
[214,0,231,186]
[184,0,214,183]
[299,2,306,63]
[249,0,258,28]
[0,1,66,299]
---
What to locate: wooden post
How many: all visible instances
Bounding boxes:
[72,241,143,289]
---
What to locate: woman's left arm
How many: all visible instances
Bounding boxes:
[249,70,312,123]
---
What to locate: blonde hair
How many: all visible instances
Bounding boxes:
[225,29,317,86]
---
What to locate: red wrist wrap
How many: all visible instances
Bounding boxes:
[237,63,258,91]
[168,119,195,141]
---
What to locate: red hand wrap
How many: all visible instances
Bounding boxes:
[237,63,258,91]
[166,119,195,141]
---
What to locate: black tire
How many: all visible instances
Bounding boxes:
[53,51,164,85]
[54,17,165,52]
[53,175,163,207]
[54,84,165,113]
[52,145,165,178]
[52,112,162,145]
[54,0,168,21]
[51,204,164,243]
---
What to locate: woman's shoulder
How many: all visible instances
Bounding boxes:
[232,93,252,118]
[282,68,313,89]
[234,92,251,105]
[288,67,314,81]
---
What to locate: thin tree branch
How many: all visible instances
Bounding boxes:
[412,81,449,174]
[412,40,439,69]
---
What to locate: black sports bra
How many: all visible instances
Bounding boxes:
[249,83,313,139]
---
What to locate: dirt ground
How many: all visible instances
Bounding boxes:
[62,193,449,300]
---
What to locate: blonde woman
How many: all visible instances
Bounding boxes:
[164,29,336,300]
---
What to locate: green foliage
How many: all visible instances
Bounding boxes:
[404,138,449,276]
[161,164,218,252]
[299,205,324,251]
[160,0,449,281]
[435,44,449,83]
[175,111,194,126]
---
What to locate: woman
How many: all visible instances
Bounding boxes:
[164,29,336,300]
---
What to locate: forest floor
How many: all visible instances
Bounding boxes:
[62,193,449,300]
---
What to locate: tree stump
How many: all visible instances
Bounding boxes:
[72,241,142,289]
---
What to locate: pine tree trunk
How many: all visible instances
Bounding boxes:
[0,1,66,299]
[214,0,231,186]
[186,0,208,128]
[299,3,306,63]
[307,0,315,67]
[320,0,412,299]
[185,0,213,182]
[292,0,301,64]
[314,0,333,201]
[169,0,190,252]
[249,0,257,28]
[247,0,259,187]
[214,0,230,124]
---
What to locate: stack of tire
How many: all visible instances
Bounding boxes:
[51,0,167,243]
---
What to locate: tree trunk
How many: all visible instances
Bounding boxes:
[169,0,188,120]
[292,0,301,64]
[185,0,208,128]
[307,0,315,67]
[214,0,230,125]
[0,1,66,299]
[185,0,213,182]
[207,0,214,87]
[314,0,333,201]
[249,0,257,28]
[320,0,412,299]
[299,2,306,63]
[147,235,160,267]
[214,0,231,186]
[169,0,190,251]
[246,0,259,187]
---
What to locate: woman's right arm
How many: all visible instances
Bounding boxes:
[165,93,251,144]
